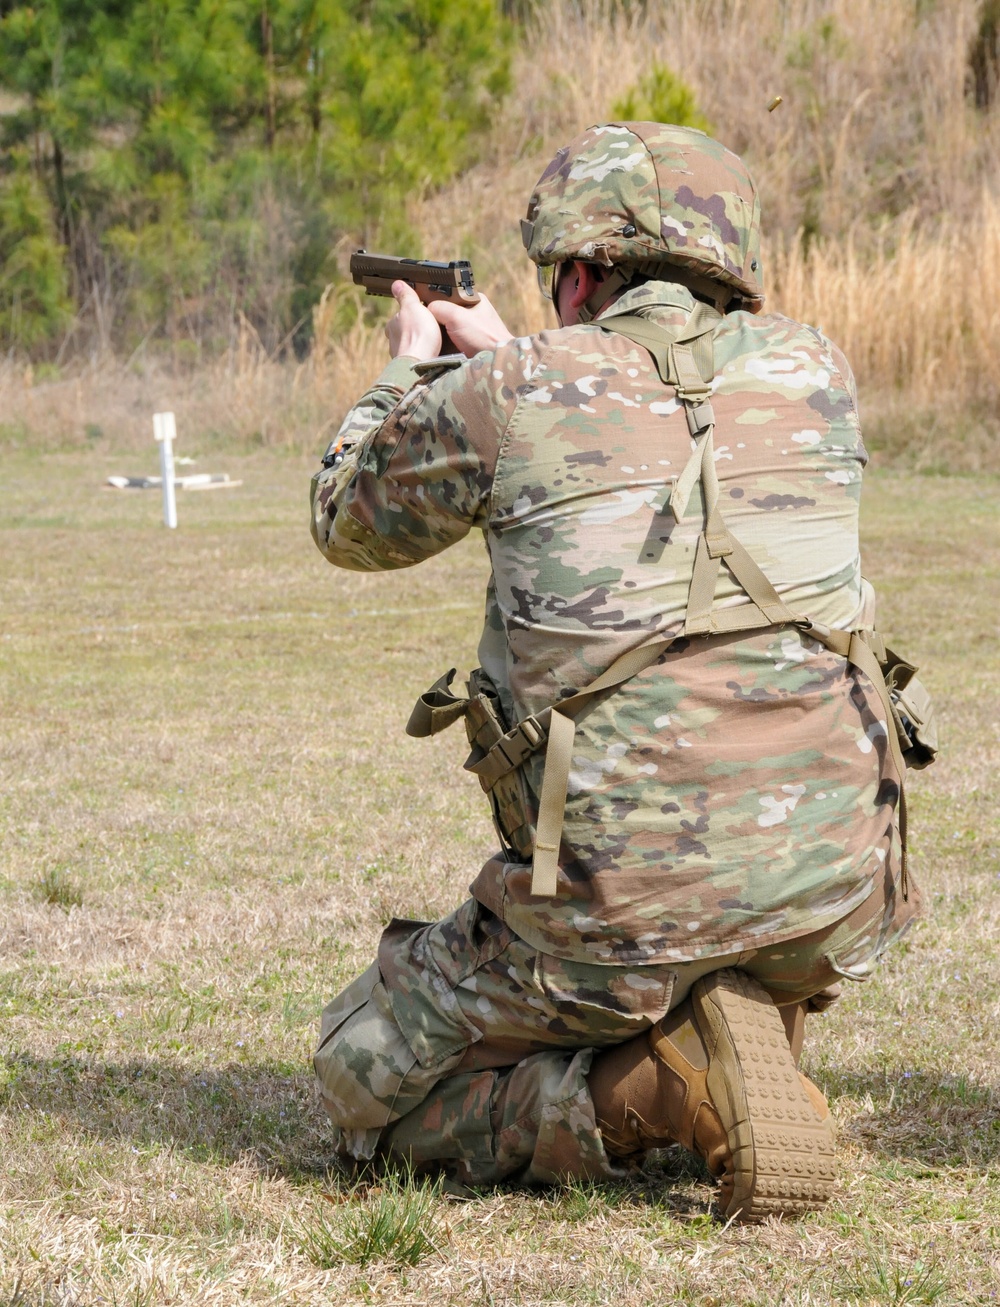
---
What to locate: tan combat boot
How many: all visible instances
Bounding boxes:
[588,969,836,1222]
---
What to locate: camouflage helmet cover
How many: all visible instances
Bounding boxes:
[521,122,764,303]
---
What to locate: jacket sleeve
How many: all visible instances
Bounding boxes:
[310,351,510,572]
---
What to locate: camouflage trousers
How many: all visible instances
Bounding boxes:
[314,863,916,1186]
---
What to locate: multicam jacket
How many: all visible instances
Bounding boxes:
[311,280,905,965]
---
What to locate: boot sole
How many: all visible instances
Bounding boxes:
[692,969,836,1222]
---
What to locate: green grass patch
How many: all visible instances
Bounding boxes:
[299,1173,444,1269]
[836,1235,950,1304]
[35,867,83,910]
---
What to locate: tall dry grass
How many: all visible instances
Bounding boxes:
[411,0,999,252]
[2,0,998,466]
[768,197,1000,468]
[0,304,389,457]
[771,194,1000,406]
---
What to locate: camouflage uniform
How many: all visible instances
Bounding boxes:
[310,124,919,1184]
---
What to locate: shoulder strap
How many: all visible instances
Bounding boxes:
[529,632,678,895]
[603,310,802,640]
[599,301,720,390]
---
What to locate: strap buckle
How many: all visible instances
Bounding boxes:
[467,711,552,787]
[684,399,715,436]
[495,713,548,768]
[515,715,546,749]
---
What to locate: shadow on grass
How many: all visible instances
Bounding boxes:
[4,1050,994,1195]
[823,1064,1000,1168]
[0,1051,330,1180]
[0,1049,720,1218]
[0,1048,721,1214]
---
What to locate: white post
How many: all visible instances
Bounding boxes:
[153,411,178,529]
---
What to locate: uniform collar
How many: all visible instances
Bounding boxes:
[597,278,699,322]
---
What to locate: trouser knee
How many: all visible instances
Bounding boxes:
[314,963,447,1132]
[313,961,426,1134]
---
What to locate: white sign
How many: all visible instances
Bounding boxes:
[152,411,178,529]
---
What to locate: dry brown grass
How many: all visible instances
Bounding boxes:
[0,307,383,456]
[771,195,1000,411]
[1,447,998,1304]
[414,3,1000,279]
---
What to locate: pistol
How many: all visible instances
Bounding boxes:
[350,251,480,305]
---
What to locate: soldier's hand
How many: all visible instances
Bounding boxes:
[430,292,513,358]
[386,281,442,360]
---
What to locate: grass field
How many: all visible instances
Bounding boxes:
[1,444,998,1306]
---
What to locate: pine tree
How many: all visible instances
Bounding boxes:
[0,0,511,353]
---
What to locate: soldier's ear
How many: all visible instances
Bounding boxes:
[569,262,601,310]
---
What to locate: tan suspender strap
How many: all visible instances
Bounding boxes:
[530,708,576,896]
[597,314,675,383]
[546,635,679,720]
[598,301,721,387]
[667,335,804,639]
[806,623,850,658]
[529,632,679,895]
[668,431,710,523]
[669,336,715,436]
[671,299,722,382]
[685,533,726,632]
[722,536,793,621]
[472,631,680,792]
[685,535,799,635]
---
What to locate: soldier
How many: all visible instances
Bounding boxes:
[309,123,924,1221]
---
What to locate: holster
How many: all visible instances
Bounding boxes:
[882,650,938,770]
[406,667,535,862]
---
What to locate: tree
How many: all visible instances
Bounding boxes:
[0,0,511,353]
[0,162,71,349]
[610,64,711,134]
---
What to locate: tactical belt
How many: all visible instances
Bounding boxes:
[408,304,936,899]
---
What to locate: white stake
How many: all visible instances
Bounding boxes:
[152,411,178,529]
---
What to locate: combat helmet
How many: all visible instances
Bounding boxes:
[520,122,764,319]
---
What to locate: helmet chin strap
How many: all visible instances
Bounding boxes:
[576,268,634,324]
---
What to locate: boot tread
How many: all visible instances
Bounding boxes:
[693,969,836,1223]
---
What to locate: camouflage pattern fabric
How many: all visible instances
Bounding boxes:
[521,122,764,303]
[315,875,914,1184]
[311,277,914,966]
